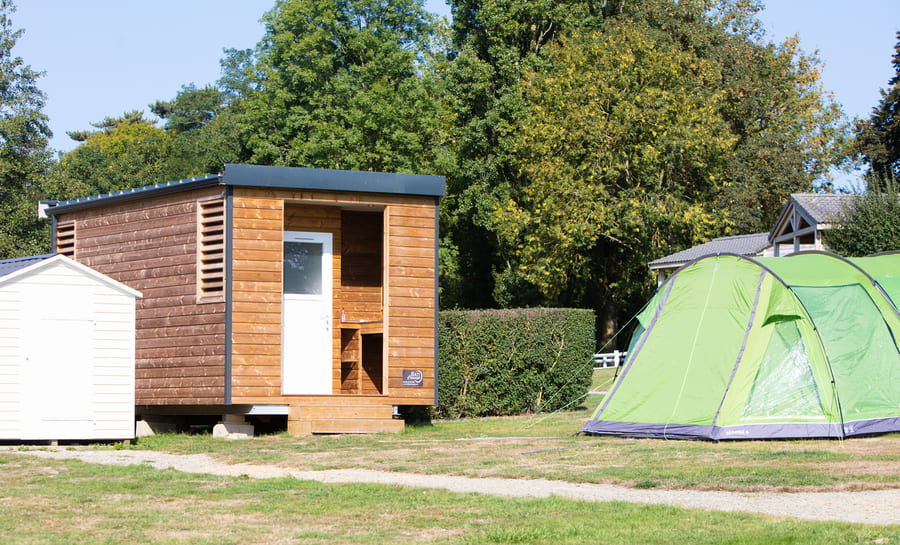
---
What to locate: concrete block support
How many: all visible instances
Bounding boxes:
[213,414,255,439]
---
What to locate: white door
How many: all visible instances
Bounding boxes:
[22,317,95,440]
[282,231,333,395]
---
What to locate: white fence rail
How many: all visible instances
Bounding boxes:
[593,350,627,369]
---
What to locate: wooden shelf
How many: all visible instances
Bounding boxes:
[339,320,382,334]
[340,324,383,395]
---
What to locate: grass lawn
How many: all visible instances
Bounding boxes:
[132,369,900,492]
[4,369,900,543]
[1,454,898,544]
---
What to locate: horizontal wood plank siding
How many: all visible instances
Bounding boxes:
[56,187,227,406]
[341,211,383,323]
[229,192,286,402]
[386,202,437,405]
[229,188,436,408]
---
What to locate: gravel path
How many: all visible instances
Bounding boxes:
[9,448,900,526]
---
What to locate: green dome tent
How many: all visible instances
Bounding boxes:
[581,252,900,440]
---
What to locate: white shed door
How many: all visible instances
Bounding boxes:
[282,231,333,395]
[22,317,94,439]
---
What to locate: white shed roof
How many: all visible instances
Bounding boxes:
[0,254,142,298]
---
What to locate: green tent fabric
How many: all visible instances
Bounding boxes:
[582,252,900,440]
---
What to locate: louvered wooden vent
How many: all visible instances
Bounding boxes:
[56,221,75,258]
[197,199,226,302]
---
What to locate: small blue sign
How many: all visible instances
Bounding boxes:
[401,369,423,387]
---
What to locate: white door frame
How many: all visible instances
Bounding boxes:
[282,231,333,395]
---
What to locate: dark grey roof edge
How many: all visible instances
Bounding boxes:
[0,253,57,278]
[46,165,446,217]
[222,164,446,197]
[46,174,223,216]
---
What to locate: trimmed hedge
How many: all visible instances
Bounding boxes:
[436,308,595,418]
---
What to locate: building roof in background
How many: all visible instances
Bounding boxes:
[649,233,770,270]
[0,254,56,278]
[769,193,854,242]
[791,193,853,224]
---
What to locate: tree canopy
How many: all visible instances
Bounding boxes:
[28,0,856,342]
[0,0,52,259]
[824,177,900,257]
[150,84,227,134]
[233,0,450,174]
[43,114,178,201]
[854,31,900,185]
[440,0,846,340]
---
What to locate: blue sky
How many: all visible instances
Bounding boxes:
[13,0,900,187]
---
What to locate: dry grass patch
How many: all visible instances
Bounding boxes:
[122,370,900,493]
[3,453,900,543]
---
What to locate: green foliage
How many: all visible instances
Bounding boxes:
[156,83,243,176]
[716,32,848,232]
[235,0,450,174]
[0,0,52,259]
[65,109,146,142]
[44,118,182,200]
[150,83,227,133]
[853,32,900,183]
[444,0,848,341]
[440,0,605,309]
[46,85,238,200]
[854,31,900,183]
[824,177,900,257]
[505,22,735,309]
[436,308,595,418]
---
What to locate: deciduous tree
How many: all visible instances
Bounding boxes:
[235,0,449,174]
[440,0,606,308]
[44,113,179,200]
[447,0,847,341]
[0,0,52,258]
[824,177,900,257]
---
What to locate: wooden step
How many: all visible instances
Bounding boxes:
[298,404,394,420]
[287,401,403,435]
[310,418,404,434]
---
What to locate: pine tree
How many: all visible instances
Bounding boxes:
[854,31,900,184]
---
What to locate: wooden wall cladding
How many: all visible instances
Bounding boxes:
[57,187,227,406]
[230,198,342,401]
[55,182,438,411]
[230,187,436,407]
[385,202,437,405]
[229,194,286,401]
[341,210,383,323]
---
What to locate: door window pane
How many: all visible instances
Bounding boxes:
[284,241,323,294]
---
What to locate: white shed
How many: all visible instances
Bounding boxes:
[0,254,141,441]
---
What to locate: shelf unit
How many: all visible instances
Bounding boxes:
[340,321,383,395]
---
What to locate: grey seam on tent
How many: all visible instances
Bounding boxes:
[872,279,900,320]
[711,270,765,431]
[594,273,676,418]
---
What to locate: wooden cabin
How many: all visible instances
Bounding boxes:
[0,254,140,441]
[45,164,444,435]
